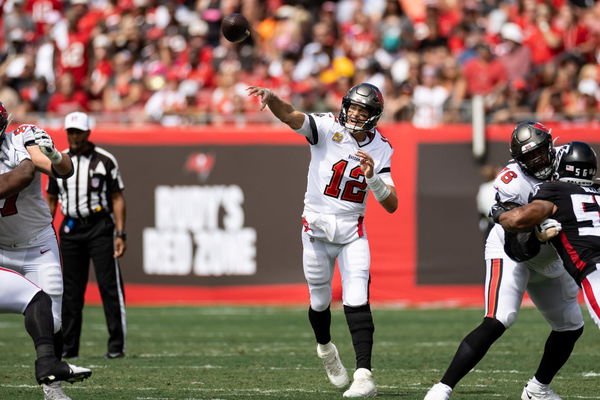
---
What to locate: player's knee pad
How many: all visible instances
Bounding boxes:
[309,285,331,312]
[495,311,517,328]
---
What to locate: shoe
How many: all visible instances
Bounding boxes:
[41,382,72,400]
[343,368,377,398]
[424,382,453,400]
[521,379,562,400]
[35,357,92,385]
[104,351,125,359]
[317,342,349,388]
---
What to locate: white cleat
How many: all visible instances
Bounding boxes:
[423,382,453,400]
[42,381,72,400]
[343,368,377,398]
[521,379,562,400]
[317,342,349,388]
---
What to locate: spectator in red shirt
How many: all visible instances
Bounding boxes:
[462,43,508,97]
[47,72,89,114]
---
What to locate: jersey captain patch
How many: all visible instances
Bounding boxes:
[332,132,344,142]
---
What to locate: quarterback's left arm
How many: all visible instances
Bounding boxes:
[499,200,557,232]
[357,150,398,213]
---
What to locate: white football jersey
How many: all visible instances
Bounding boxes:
[0,125,53,248]
[301,113,394,216]
[485,154,564,277]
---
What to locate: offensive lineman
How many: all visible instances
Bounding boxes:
[0,159,92,388]
[0,101,91,400]
[499,141,600,330]
[424,122,584,400]
[248,83,397,398]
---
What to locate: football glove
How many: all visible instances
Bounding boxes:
[34,129,62,164]
[535,218,562,242]
[489,202,519,224]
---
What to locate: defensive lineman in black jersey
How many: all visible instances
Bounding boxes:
[500,141,600,329]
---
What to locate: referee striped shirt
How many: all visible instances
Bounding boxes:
[47,144,124,219]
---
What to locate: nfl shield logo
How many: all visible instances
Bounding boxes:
[91,177,100,188]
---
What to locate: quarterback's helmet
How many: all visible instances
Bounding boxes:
[557,141,597,186]
[510,121,555,180]
[0,101,9,146]
[339,83,384,131]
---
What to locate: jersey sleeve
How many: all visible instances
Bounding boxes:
[106,158,125,193]
[493,165,531,205]
[303,113,337,146]
[377,142,394,187]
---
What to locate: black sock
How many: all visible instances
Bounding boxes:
[53,329,64,360]
[344,304,374,370]
[534,327,583,384]
[441,317,506,388]
[23,292,55,360]
[309,306,331,344]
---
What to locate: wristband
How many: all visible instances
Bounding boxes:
[366,173,391,202]
[116,231,127,240]
[48,149,63,164]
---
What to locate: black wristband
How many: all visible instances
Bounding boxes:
[116,231,127,240]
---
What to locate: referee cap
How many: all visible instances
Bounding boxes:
[65,112,90,131]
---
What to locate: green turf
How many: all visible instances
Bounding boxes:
[1,305,598,399]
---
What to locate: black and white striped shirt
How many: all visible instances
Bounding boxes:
[47,144,124,219]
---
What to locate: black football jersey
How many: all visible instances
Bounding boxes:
[532,181,600,285]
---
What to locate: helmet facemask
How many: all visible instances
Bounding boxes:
[515,144,555,180]
[338,83,384,132]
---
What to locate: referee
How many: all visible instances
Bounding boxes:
[46,111,127,360]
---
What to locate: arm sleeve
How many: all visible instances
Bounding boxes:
[377,146,394,187]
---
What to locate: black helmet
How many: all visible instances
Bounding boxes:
[338,83,384,131]
[0,101,9,146]
[510,121,555,180]
[557,141,597,186]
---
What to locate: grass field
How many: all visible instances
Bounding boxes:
[1,305,599,399]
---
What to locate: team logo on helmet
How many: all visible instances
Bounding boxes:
[185,152,215,182]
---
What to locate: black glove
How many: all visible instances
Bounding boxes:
[489,203,508,224]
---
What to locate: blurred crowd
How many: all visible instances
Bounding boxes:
[0,0,599,127]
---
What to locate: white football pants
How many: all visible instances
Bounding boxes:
[0,225,63,331]
[0,267,41,313]
[302,231,370,311]
[485,257,583,331]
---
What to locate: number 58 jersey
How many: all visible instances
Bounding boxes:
[302,113,394,216]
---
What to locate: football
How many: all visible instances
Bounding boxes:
[221,13,250,43]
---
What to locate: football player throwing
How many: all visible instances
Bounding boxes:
[248,83,397,398]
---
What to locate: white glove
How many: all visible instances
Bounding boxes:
[535,218,562,242]
[34,129,62,164]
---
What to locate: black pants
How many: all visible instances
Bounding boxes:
[60,214,126,356]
